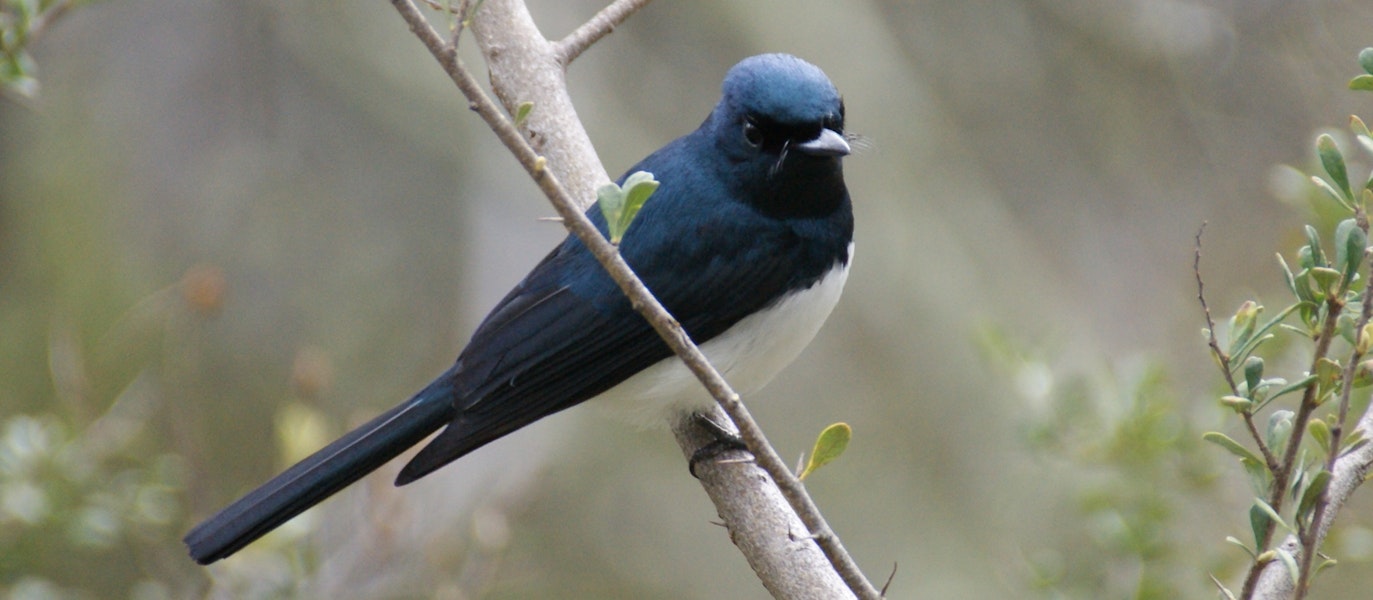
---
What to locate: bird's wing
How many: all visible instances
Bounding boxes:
[396,204,805,484]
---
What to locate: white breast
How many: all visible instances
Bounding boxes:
[596,243,853,427]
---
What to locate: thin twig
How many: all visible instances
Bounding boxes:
[1195,223,1278,471]
[1196,223,1237,392]
[387,2,880,597]
[553,0,655,65]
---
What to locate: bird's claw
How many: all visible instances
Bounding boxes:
[688,414,750,478]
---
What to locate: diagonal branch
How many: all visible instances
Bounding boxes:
[553,0,655,65]
[1251,395,1373,599]
[389,1,880,597]
[1194,223,1279,473]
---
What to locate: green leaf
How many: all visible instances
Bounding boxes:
[1360,47,1373,76]
[596,171,660,244]
[1228,301,1260,357]
[1243,356,1264,393]
[1315,357,1343,399]
[798,422,852,480]
[513,101,534,128]
[1302,225,1329,269]
[1242,457,1271,496]
[1221,395,1253,412]
[1341,427,1366,454]
[1203,431,1263,465]
[1267,410,1295,455]
[1311,176,1352,210]
[1336,218,1368,286]
[1278,253,1298,295]
[1344,438,1369,457]
[621,171,659,220]
[1315,556,1338,576]
[1356,131,1373,158]
[1318,134,1353,203]
[1297,469,1332,520]
[1213,578,1240,600]
[1354,359,1373,387]
[1266,374,1317,406]
[1254,497,1290,533]
[1224,535,1257,559]
[1353,115,1372,139]
[1352,75,1373,92]
[1250,501,1273,550]
[1309,418,1332,455]
[1250,376,1288,405]
[1310,267,1343,299]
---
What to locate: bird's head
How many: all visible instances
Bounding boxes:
[705,54,849,212]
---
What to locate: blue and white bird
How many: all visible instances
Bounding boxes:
[184,53,853,564]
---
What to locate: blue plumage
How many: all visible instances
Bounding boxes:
[184,53,853,564]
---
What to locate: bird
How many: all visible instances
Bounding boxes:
[183,53,853,565]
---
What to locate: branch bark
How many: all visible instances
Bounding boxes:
[1251,397,1373,599]
[675,407,855,599]
[389,0,879,597]
[467,0,609,204]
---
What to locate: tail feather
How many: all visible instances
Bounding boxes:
[183,381,455,564]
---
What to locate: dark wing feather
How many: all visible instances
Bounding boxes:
[396,199,813,484]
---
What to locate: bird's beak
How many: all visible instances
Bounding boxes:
[794,128,850,157]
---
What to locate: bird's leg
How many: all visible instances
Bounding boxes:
[688,412,751,478]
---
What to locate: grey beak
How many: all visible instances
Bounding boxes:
[794,128,850,157]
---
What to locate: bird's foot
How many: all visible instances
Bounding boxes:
[688,414,751,478]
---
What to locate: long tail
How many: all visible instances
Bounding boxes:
[183,379,456,564]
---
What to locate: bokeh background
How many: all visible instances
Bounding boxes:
[3,0,1373,598]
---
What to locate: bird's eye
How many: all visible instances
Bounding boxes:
[743,118,764,148]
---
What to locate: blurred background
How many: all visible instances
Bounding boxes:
[3,0,1373,598]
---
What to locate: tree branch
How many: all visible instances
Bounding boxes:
[388,1,880,597]
[553,0,654,65]
[674,407,855,598]
[1251,396,1373,599]
[467,0,609,205]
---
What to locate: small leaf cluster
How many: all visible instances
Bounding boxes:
[974,325,1220,599]
[596,171,659,245]
[1350,48,1373,92]
[0,0,80,100]
[0,412,187,595]
[1204,49,1373,599]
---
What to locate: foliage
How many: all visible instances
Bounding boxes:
[976,327,1224,599]
[1200,48,1373,599]
[597,171,660,245]
[0,0,83,99]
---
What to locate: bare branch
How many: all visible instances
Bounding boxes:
[554,0,655,66]
[1195,223,1280,473]
[1195,223,1237,391]
[468,0,610,205]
